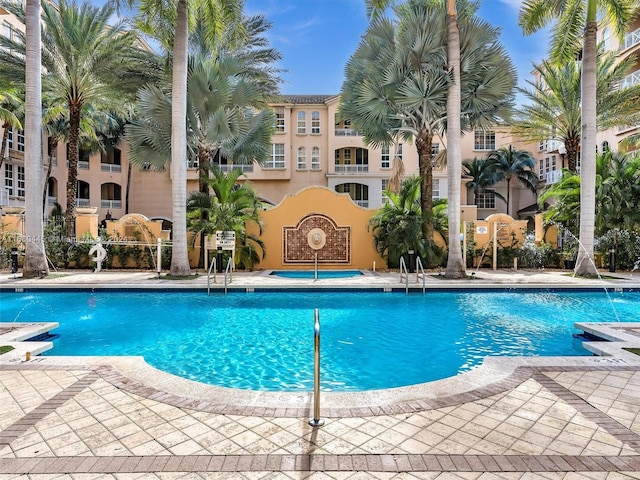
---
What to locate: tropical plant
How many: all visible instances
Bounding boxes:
[462,157,505,206]
[0,87,23,172]
[511,49,640,173]
[344,0,515,259]
[186,167,264,269]
[519,0,637,276]
[485,146,538,216]
[0,0,157,236]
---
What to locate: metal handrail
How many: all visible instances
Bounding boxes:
[399,256,409,294]
[314,253,318,281]
[416,256,426,293]
[223,256,233,294]
[206,257,217,295]
[309,308,324,427]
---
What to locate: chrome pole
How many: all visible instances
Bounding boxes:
[314,253,318,281]
[309,308,325,427]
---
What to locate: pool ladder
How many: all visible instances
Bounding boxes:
[207,256,233,295]
[399,256,426,294]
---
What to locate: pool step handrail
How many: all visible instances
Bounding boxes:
[309,308,324,427]
[399,256,409,294]
[224,256,233,294]
[416,256,426,293]
[207,257,217,295]
[314,253,318,281]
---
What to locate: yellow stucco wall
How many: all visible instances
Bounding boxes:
[248,186,386,270]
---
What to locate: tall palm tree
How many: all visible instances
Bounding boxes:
[512,50,640,173]
[486,146,538,217]
[343,0,515,243]
[0,0,156,236]
[519,0,636,276]
[133,0,245,276]
[23,0,47,276]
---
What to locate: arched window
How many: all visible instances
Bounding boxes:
[297,111,306,134]
[602,141,610,153]
[76,180,90,206]
[101,182,122,209]
[311,111,320,134]
[297,147,306,170]
[311,147,321,170]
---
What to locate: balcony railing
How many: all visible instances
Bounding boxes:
[214,163,254,173]
[47,196,57,205]
[545,169,563,185]
[621,28,640,51]
[621,71,640,89]
[334,128,362,137]
[334,164,369,173]
[546,139,565,153]
[48,155,57,166]
[0,188,8,206]
[101,199,122,209]
[101,163,122,173]
[354,200,369,208]
[76,198,91,207]
[78,160,89,170]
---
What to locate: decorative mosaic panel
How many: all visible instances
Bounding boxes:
[283,214,351,264]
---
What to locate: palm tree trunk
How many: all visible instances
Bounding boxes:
[444,4,465,278]
[575,18,598,276]
[506,178,511,217]
[565,138,580,173]
[23,0,48,278]
[169,0,192,276]
[415,131,434,241]
[65,103,81,238]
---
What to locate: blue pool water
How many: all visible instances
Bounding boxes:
[270,270,363,279]
[2,290,638,391]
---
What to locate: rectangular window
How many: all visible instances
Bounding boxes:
[432,179,440,199]
[297,112,306,134]
[16,130,24,152]
[395,143,403,160]
[538,159,544,180]
[265,143,285,169]
[296,147,306,170]
[538,140,545,152]
[3,21,12,39]
[381,179,389,204]
[474,130,495,151]
[275,107,285,133]
[16,165,24,197]
[545,157,550,174]
[431,143,440,158]
[311,147,320,170]
[343,148,352,164]
[476,190,496,209]
[7,129,13,150]
[4,163,13,196]
[551,155,557,170]
[311,111,320,134]
[381,146,390,169]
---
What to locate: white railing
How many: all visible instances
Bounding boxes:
[334,164,369,173]
[334,128,362,137]
[354,200,369,208]
[215,163,254,173]
[621,71,640,89]
[621,28,640,51]
[101,199,122,209]
[101,163,122,173]
[0,188,8,206]
[48,155,57,166]
[47,196,57,205]
[76,198,91,207]
[546,139,565,153]
[546,169,563,185]
[78,160,89,170]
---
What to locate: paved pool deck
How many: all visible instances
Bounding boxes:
[1,268,640,479]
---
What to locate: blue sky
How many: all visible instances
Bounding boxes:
[244,0,551,96]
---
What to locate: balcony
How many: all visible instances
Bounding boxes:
[545,169,563,185]
[354,200,369,208]
[621,27,640,51]
[78,160,89,170]
[334,164,369,173]
[101,163,122,173]
[101,199,122,209]
[546,139,565,153]
[76,198,91,207]
[334,128,362,137]
[621,71,640,89]
[214,163,254,173]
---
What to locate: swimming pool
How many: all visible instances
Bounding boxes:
[270,270,363,279]
[2,290,638,391]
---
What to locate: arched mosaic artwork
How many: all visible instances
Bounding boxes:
[283,213,350,264]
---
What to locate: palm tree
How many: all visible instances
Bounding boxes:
[186,167,265,269]
[133,0,245,276]
[342,0,515,244]
[0,0,156,236]
[486,146,538,217]
[462,157,505,206]
[23,0,47,277]
[0,88,23,172]
[519,0,636,276]
[512,50,640,173]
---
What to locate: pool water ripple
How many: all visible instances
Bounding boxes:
[2,290,638,391]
